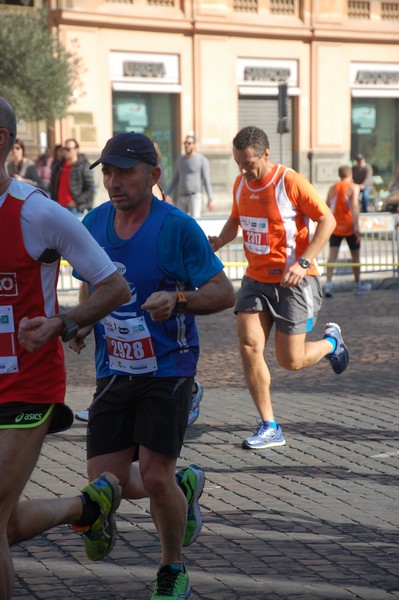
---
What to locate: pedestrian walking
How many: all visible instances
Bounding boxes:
[352,153,373,212]
[208,125,350,451]
[0,97,131,600]
[70,131,235,599]
[166,134,214,218]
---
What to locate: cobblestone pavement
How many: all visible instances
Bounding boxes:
[12,280,399,600]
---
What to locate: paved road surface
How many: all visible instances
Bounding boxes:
[12,280,399,599]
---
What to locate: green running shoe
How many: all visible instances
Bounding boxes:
[176,464,205,547]
[80,471,122,561]
[151,564,191,600]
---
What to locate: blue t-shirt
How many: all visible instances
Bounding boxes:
[73,197,224,378]
[77,198,222,288]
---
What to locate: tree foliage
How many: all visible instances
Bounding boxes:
[0,6,81,121]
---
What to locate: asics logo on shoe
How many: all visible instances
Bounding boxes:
[15,412,43,423]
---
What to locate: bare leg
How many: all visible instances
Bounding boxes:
[275,330,334,371]
[351,248,361,284]
[237,311,275,422]
[8,496,83,546]
[326,245,339,282]
[142,449,186,564]
[88,449,146,499]
[88,448,186,565]
[0,424,48,600]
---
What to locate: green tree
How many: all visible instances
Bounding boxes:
[0,6,81,121]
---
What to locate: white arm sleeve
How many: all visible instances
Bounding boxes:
[21,194,116,285]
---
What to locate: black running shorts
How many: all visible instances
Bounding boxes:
[0,402,73,434]
[329,233,360,250]
[86,375,193,460]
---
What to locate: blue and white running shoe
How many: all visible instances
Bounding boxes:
[324,322,349,374]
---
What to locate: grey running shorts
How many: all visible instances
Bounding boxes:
[235,275,323,334]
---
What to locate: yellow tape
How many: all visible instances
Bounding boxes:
[61,259,398,268]
[223,262,399,267]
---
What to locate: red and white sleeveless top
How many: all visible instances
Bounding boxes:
[231,164,329,283]
[0,191,65,404]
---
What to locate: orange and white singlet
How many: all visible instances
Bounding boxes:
[231,164,329,283]
[328,180,355,237]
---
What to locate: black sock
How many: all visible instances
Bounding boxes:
[74,492,100,526]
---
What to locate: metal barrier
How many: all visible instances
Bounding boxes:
[56,213,399,293]
[213,212,399,281]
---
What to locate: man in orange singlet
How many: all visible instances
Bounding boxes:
[324,165,372,298]
[209,126,350,451]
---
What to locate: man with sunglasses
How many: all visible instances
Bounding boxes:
[50,138,95,217]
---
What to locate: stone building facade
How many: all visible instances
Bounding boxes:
[21,0,399,209]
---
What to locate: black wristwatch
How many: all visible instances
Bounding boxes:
[51,313,80,342]
[175,291,188,313]
[298,257,311,269]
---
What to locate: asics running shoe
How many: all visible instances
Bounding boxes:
[324,322,349,375]
[75,471,122,561]
[151,564,191,600]
[242,420,286,450]
[176,464,205,546]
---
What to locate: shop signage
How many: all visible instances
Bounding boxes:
[123,61,166,78]
[237,58,298,89]
[355,70,399,85]
[110,51,179,84]
[351,62,399,89]
[243,67,290,82]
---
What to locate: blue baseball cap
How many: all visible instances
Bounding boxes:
[90,132,158,169]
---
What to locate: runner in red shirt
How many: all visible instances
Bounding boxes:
[0,97,131,599]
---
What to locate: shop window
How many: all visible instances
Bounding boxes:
[351,97,399,184]
[112,91,176,185]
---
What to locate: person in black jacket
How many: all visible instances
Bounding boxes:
[50,138,95,217]
[6,138,43,188]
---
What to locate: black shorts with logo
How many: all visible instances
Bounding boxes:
[0,402,73,434]
[86,375,193,460]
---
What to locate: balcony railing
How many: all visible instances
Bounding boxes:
[381,1,399,19]
[348,1,370,18]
